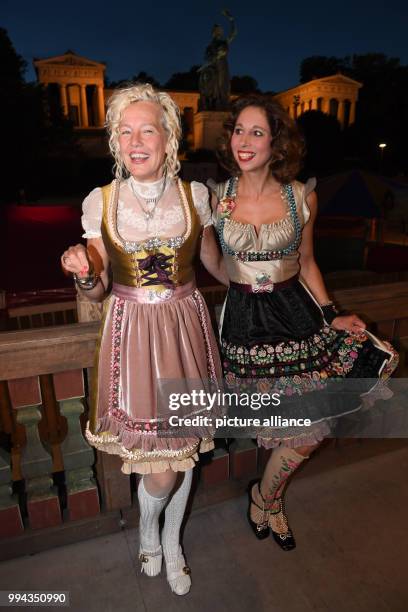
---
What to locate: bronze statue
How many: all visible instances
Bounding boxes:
[198,9,237,111]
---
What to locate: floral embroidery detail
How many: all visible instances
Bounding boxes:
[257,379,272,393]
[225,371,237,386]
[110,408,159,434]
[254,272,275,293]
[380,342,399,379]
[109,297,125,412]
[221,326,370,395]
[217,196,236,219]
[117,199,184,233]
[266,456,303,511]
[192,290,219,383]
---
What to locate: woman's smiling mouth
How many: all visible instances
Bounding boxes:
[237,150,256,162]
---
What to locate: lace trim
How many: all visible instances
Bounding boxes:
[107,178,191,254]
[128,175,168,200]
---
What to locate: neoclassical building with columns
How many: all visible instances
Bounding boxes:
[34,52,106,128]
[274,74,362,129]
[34,51,362,146]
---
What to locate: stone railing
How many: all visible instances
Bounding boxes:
[0,319,248,554]
[0,323,100,540]
[1,281,408,554]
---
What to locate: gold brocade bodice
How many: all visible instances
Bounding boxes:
[100,179,201,288]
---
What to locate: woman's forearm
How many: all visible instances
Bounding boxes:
[299,258,331,305]
[199,226,230,286]
[201,255,230,286]
[76,278,107,302]
[75,270,109,303]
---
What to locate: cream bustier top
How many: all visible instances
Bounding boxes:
[214,178,316,285]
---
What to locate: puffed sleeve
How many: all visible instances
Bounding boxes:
[81,187,103,238]
[191,181,212,228]
[300,177,317,226]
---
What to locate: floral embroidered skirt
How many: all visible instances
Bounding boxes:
[86,281,222,474]
[220,280,399,448]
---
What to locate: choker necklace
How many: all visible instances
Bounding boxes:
[129,171,168,228]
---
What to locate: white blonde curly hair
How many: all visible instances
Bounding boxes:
[105,82,181,180]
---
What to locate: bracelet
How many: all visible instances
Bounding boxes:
[73,272,99,291]
[320,303,340,325]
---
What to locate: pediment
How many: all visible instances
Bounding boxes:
[34,52,105,69]
[314,74,362,87]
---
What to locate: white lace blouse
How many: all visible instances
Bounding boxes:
[81,178,212,242]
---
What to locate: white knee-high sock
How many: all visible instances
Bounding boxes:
[162,469,193,595]
[137,477,168,577]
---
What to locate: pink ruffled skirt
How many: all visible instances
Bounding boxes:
[86,280,222,474]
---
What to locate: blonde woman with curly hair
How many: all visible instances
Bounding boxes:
[61,83,227,595]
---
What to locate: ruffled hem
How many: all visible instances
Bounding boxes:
[121,456,197,475]
[85,421,214,474]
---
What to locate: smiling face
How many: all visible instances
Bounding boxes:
[118,101,168,182]
[230,105,273,173]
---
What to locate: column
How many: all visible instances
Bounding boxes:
[59,83,68,117]
[96,85,105,127]
[80,84,89,128]
[349,101,356,125]
[337,99,345,128]
[323,97,331,114]
[311,98,318,110]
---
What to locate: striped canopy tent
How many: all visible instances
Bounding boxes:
[315,170,392,218]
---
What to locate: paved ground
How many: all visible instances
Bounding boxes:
[1,443,408,612]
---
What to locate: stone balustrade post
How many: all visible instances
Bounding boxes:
[0,449,24,538]
[16,404,62,529]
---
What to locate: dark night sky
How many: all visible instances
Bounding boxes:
[2,0,407,92]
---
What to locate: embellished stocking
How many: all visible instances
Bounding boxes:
[258,447,306,534]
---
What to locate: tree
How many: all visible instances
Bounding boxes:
[300,55,351,83]
[230,75,259,94]
[0,27,27,85]
[107,71,161,88]
[0,28,79,202]
[132,71,160,87]
[165,66,200,91]
[299,53,408,174]
[297,111,343,178]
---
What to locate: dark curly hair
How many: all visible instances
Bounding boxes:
[218,94,305,184]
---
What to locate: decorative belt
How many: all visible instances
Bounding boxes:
[230,274,298,294]
[112,279,196,304]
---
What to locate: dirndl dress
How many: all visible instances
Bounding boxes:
[215,177,399,448]
[85,178,222,473]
